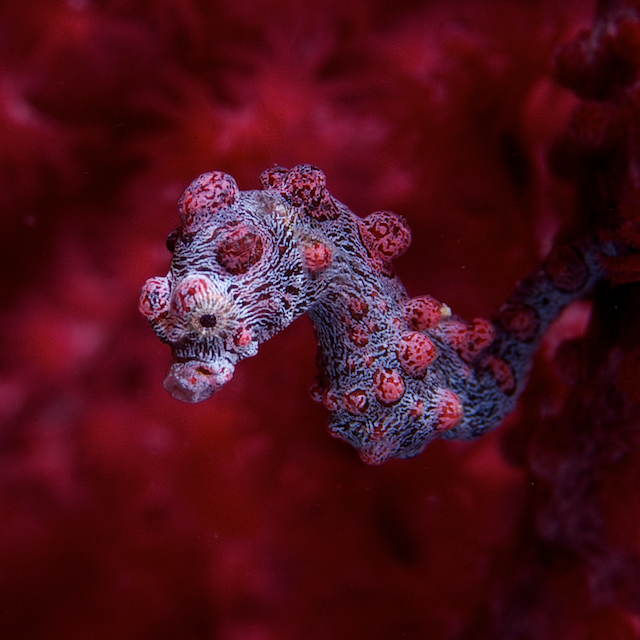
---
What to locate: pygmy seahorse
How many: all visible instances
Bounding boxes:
[139,165,607,464]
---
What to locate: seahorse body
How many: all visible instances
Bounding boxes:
[140,165,608,464]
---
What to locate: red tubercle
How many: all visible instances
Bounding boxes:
[347,297,370,321]
[397,332,438,377]
[259,165,288,190]
[343,388,370,415]
[264,163,340,221]
[437,320,468,351]
[216,225,264,275]
[431,389,463,432]
[480,355,516,396]
[346,325,371,347]
[402,295,449,331]
[282,164,327,208]
[358,438,396,465]
[178,171,239,231]
[460,318,496,362]
[497,302,540,342]
[544,245,589,293]
[372,368,406,405]
[409,399,425,418]
[322,388,340,411]
[139,276,170,321]
[359,210,411,264]
[234,325,253,348]
[302,240,333,272]
[434,317,497,361]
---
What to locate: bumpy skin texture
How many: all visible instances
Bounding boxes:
[140,164,609,464]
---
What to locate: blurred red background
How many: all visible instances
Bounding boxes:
[1,0,639,638]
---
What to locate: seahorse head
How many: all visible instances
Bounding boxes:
[139,167,338,402]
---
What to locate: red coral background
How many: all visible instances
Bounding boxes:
[2,0,640,638]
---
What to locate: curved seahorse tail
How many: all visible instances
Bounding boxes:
[443,235,615,441]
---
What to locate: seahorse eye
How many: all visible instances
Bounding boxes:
[166,227,181,253]
[199,314,217,328]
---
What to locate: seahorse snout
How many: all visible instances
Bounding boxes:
[163,359,235,403]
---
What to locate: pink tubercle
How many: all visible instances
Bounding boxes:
[460,318,496,362]
[347,297,370,321]
[139,276,170,321]
[397,332,438,377]
[497,302,540,342]
[303,240,333,272]
[259,165,288,190]
[346,325,370,347]
[216,225,264,275]
[343,389,369,415]
[360,210,411,263]
[322,389,340,411]
[178,171,239,231]
[358,438,397,465]
[234,325,253,348]
[438,320,468,351]
[282,164,327,208]
[373,368,405,405]
[544,245,589,293]
[432,389,464,432]
[409,400,425,418]
[402,295,448,331]
[480,356,516,396]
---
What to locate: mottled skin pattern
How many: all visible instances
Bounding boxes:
[140,165,609,464]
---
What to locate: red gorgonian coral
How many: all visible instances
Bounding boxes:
[3,0,640,638]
